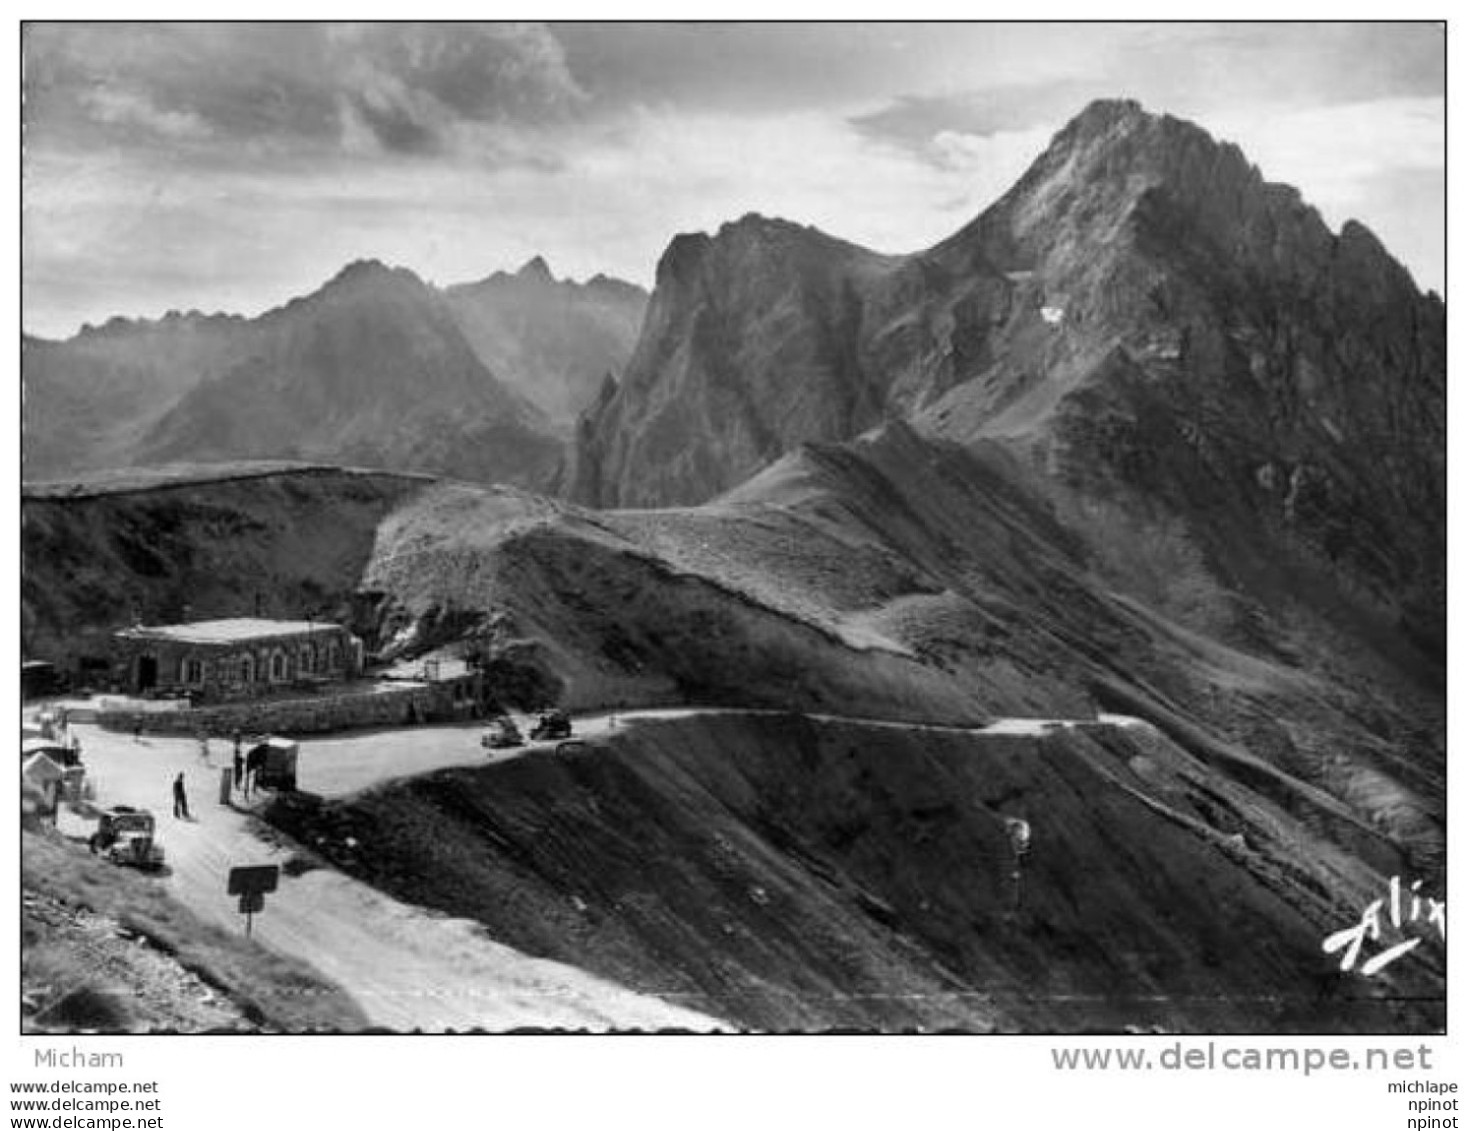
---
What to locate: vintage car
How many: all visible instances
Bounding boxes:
[481,716,525,750]
[89,806,166,870]
[529,710,572,741]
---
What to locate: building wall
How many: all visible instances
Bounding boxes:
[97,674,487,737]
[112,626,362,702]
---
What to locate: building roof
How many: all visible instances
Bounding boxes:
[248,736,299,754]
[115,617,344,646]
[23,752,65,782]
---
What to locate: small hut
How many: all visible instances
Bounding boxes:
[22,752,65,822]
[245,737,299,791]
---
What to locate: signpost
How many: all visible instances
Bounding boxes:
[227,865,280,937]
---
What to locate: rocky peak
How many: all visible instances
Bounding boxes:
[584,273,649,301]
[328,257,408,285]
[294,259,440,322]
[654,231,716,288]
[516,255,555,284]
[656,213,886,289]
[975,100,1262,255]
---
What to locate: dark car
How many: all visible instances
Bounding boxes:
[481,716,524,749]
[529,710,572,741]
[89,806,166,869]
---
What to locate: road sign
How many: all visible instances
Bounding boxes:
[229,866,279,936]
[228,864,279,896]
[237,892,265,915]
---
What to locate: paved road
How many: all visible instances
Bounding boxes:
[46,704,1147,1032]
[297,706,1149,798]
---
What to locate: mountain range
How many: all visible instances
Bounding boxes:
[23,257,647,485]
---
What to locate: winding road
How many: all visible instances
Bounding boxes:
[47,705,1147,1032]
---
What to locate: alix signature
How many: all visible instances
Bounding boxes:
[1322,876,1445,977]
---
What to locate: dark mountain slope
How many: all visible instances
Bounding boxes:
[269,713,1441,1032]
[919,99,1445,667]
[21,465,431,668]
[722,424,1443,880]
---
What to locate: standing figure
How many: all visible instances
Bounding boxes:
[1003,816,1032,919]
[172,772,190,820]
[243,745,264,800]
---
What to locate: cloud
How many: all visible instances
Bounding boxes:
[848,23,1444,164]
[83,88,213,141]
[24,22,586,157]
[851,82,1098,158]
[1207,96,1443,189]
[327,23,586,154]
[20,23,1444,336]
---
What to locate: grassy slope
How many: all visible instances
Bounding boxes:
[22,829,367,1032]
[21,467,431,665]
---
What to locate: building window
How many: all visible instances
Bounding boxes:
[326,643,340,671]
[240,655,255,683]
[184,658,204,685]
[270,652,287,681]
[301,643,315,674]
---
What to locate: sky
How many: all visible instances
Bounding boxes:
[21,21,1445,338]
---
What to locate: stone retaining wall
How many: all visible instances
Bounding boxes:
[96,677,487,737]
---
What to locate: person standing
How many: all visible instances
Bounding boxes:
[233,743,245,794]
[172,772,190,820]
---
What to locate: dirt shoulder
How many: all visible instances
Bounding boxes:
[23,828,367,1032]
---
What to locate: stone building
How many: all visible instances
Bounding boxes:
[112,618,363,701]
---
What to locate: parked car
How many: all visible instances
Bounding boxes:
[529,710,572,741]
[481,716,524,749]
[89,806,165,870]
